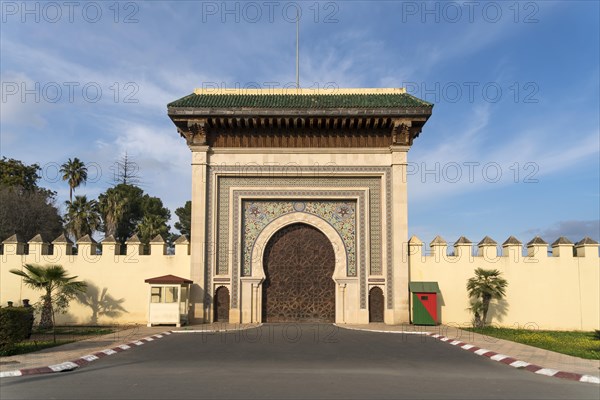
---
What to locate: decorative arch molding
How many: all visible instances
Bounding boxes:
[250,212,348,283]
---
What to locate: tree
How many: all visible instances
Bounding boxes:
[0,187,63,241]
[64,195,101,240]
[0,157,41,192]
[0,157,63,241]
[98,184,171,244]
[9,264,87,334]
[466,268,508,328]
[137,214,169,244]
[174,201,191,238]
[98,189,128,238]
[111,152,141,186]
[60,158,88,202]
[98,184,143,244]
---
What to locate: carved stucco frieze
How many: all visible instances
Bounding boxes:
[178,118,208,146]
[391,119,412,146]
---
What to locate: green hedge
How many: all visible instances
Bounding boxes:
[0,307,34,354]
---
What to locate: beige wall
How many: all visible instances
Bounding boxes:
[2,235,598,330]
[409,238,600,331]
[1,241,190,325]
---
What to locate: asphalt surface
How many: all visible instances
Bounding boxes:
[1,324,598,400]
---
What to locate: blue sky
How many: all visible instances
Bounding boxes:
[1,1,599,246]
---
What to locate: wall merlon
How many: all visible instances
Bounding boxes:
[2,234,25,255]
[551,236,574,257]
[526,236,548,258]
[149,234,167,256]
[174,235,190,256]
[501,235,522,258]
[429,235,447,259]
[76,234,98,256]
[477,236,498,259]
[126,234,143,257]
[52,234,74,256]
[100,235,120,256]
[575,237,599,257]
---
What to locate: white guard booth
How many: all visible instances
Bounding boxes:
[144,275,193,327]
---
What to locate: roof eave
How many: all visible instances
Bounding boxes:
[167,107,433,118]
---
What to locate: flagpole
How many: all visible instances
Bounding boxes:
[296,8,299,89]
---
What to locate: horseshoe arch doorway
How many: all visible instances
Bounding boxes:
[261,223,336,322]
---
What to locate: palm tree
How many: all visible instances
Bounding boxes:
[98,189,127,238]
[137,214,168,244]
[64,195,101,240]
[9,264,87,333]
[466,268,508,328]
[60,158,88,201]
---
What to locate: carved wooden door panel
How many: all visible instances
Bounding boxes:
[262,223,335,322]
[369,287,384,322]
[214,286,230,322]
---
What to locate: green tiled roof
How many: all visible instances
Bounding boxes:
[409,282,440,293]
[168,93,433,109]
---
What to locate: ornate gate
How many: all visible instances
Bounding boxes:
[262,223,335,322]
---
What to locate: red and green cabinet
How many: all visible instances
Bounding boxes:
[409,282,440,325]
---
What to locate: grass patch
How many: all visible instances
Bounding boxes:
[1,340,75,357]
[465,327,600,360]
[1,326,118,357]
[33,326,115,336]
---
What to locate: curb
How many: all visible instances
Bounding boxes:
[171,323,263,334]
[335,325,600,385]
[0,331,173,378]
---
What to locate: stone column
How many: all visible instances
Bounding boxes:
[190,146,209,323]
[390,145,410,324]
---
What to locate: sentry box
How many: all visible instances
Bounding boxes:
[409,282,440,326]
[145,275,193,327]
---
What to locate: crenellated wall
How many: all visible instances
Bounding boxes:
[2,232,598,330]
[408,235,600,331]
[0,234,190,325]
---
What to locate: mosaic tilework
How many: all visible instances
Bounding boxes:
[232,190,364,309]
[205,166,393,312]
[242,201,356,276]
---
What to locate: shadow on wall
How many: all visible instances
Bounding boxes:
[487,299,509,324]
[437,292,446,324]
[76,283,128,325]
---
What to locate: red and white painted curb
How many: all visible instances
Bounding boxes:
[337,325,600,385]
[425,332,599,385]
[0,331,173,378]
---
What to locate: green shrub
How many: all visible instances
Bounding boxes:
[0,307,34,354]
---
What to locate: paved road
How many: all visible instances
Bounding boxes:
[1,324,598,399]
